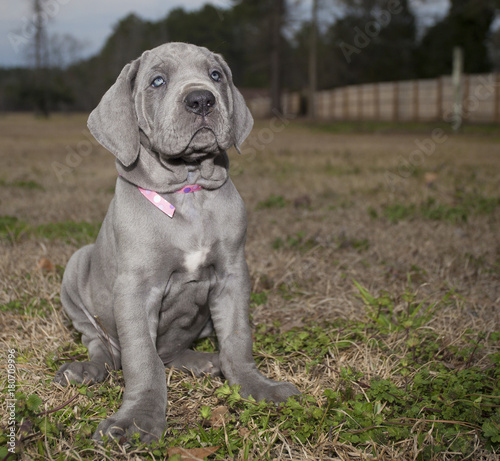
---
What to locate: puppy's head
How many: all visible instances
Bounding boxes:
[88,42,254,167]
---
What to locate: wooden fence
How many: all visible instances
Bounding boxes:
[246,73,500,124]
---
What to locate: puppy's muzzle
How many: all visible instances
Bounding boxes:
[185,90,216,117]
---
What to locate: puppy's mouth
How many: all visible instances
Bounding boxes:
[182,127,220,157]
[151,110,228,160]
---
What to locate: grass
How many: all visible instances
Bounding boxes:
[256,194,288,210]
[271,231,318,252]
[0,114,499,460]
[0,179,44,190]
[381,194,500,224]
[299,119,500,137]
[0,216,101,245]
[1,285,499,460]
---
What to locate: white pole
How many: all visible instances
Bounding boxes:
[452,46,464,132]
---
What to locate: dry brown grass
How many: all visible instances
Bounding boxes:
[0,113,499,460]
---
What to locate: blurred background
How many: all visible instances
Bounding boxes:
[1,0,499,121]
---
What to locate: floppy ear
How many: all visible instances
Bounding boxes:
[215,55,254,153]
[231,86,254,154]
[87,57,142,167]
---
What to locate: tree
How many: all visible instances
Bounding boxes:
[162,6,232,56]
[270,0,285,114]
[489,27,500,71]
[16,0,85,114]
[308,0,319,118]
[319,0,417,86]
[30,0,50,116]
[416,0,496,78]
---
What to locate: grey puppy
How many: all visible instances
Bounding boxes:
[54,42,300,444]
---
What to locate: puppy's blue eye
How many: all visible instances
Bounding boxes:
[151,76,166,88]
[210,70,222,82]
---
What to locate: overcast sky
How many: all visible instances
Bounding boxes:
[0,0,450,68]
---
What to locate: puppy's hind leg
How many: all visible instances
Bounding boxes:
[163,318,222,377]
[54,341,118,386]
[55,246,121,386]
[166,349,222,377]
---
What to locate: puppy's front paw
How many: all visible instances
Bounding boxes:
[264,381,301,403]
[54,361,107,386]
[92,408,166,445]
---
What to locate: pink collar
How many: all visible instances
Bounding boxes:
[138,184,202,218]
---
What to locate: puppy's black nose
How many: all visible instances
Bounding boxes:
[185,89,216,116]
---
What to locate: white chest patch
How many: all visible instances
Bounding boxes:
[184,248,209,273]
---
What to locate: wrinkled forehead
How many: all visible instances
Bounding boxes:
[139,43,221,80]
